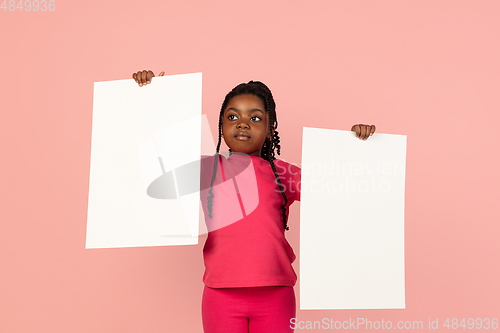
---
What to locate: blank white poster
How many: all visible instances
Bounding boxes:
[300,127,407,309]
[86,73,210,249]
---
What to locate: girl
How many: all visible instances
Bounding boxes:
[133,70,375,333]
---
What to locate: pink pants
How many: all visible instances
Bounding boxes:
[202,285,296,333]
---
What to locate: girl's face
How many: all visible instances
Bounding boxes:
[222,94,272,157]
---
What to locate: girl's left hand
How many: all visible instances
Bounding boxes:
[351,124,376,140]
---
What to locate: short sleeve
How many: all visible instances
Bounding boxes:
[274,159,301,203]
[288,162,301,202]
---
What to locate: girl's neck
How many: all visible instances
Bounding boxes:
[227,152,267,163]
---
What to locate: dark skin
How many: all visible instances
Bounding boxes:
[132,70,376,142]
[222,94,271,157]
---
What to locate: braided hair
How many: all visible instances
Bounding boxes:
[207,81,290,231]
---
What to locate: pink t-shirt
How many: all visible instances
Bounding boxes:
[199,153,301,288]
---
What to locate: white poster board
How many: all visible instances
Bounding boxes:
[86,73,211,249]
[300,127,407,309]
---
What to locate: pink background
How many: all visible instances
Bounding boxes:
[1,0,499,332]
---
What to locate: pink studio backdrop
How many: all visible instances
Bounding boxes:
[1,0,499,332]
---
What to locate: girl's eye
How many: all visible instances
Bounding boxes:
[227,114,261,121]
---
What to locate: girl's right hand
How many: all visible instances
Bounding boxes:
[132,70,165,87]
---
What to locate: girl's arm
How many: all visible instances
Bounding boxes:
[351,124,376,140]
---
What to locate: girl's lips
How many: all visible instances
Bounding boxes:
[235,132,250,140]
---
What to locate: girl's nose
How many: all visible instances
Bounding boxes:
[237,121,249,129]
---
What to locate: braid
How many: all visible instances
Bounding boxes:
[267,135,289,231]
[207,112,223,218]
[207,81,290,231]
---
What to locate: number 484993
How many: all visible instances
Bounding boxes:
[443,318,498,330]
[1,0,55,11]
